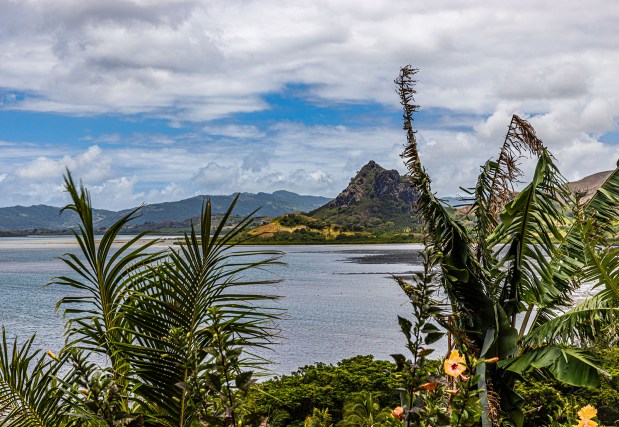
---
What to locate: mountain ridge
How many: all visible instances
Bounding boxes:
[0,191,331,231]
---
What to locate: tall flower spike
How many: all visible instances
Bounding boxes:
[444,349,467,377]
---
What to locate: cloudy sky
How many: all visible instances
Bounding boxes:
[1,0,618,209]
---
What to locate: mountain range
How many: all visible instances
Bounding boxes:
[0,191,331,232]
[0,163,613,236]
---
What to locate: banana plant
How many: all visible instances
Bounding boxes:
[396,65,619,426]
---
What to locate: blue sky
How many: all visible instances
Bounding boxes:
[1,0,618,209]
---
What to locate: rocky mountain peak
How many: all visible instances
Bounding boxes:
[320,161,418,211]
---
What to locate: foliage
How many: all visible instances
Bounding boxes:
[517,347,619,426]
[0,171,283,426]
[304,408,334,427]
[254,356,403,427]
[339,392,397,427]
[396,65,619,426]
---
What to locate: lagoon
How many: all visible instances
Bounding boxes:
[0,237,430,375]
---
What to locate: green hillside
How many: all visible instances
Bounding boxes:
[244,161,424,243]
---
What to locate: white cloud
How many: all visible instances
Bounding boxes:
[192,161,241,192]
[1,0,619,205]
[16,145,112,183]
[0,0,617,121]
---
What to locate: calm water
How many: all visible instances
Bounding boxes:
[0,237,430,375]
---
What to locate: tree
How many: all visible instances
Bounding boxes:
[0,171,283,426]
[396,65,619,426]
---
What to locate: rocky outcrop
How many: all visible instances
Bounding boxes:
[322,161,418,211]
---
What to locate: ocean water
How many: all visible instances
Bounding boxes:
[0,237,429,375]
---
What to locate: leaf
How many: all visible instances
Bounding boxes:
[500,345,603,388]
[424,332,444,345]
[417,348,435,358]
[420,323,440,333]
[235,371,254,391]
[397,316,413,341]
[390,354,407,371]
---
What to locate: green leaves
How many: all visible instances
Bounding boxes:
[53,171,163,380]
[500,346,603,388]
[396,65,619,426]
[0,328,73,426]
[0,172,283,427]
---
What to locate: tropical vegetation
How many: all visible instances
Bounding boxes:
[392,65,619,426]
[1,65,619,426]
[0,172,283,426]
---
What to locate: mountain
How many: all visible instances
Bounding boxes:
[568,170,613,200]
[246,161,421,242]
[0,205,117,231]
[0,191,331,232]
[310,160,419,230]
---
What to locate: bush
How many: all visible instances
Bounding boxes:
[254,356,404,427]
[518,347,619,426]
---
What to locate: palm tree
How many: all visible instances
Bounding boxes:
[396,65,619,426]
[339,392,393,427]
[0,171,283,426]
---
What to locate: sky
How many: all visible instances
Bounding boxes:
[1,0,618,210]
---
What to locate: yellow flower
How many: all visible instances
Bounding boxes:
[575,405,598,427]
[444,350,467,377]
[45,350,58,361]
[578,405,597,420]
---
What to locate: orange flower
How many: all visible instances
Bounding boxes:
[444,350,467,377]
[575,405,598,427]
[418,382,439,391]
[392,406,404,420]
[46,350,58,361]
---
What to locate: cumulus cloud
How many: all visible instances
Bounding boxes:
[1,0,619,206]
[0,0,617,119]
[16,145,112,183]
[192,161,241,192]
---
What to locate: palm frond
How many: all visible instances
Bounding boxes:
[488,151,571,321]
[499,344,603,388]
[532,166,619,327]
[52,171,163,377]
[396,66,517,359]
[522,290,619,346]
[118,196,283,425]
[0,328,73,426]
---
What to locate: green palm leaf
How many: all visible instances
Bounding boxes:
[523,291,619,346]
[0,328,74,426]
[118,197,282,426]
[52,172,163,378]
[499,344,603,388]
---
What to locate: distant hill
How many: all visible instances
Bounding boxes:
[310,160,419,230]
[247,161,422,242]
[568,170,613,201]
[0,191,331,232]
